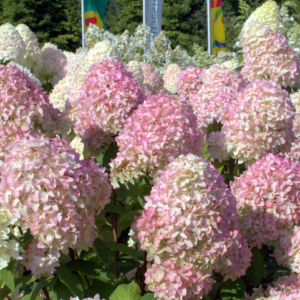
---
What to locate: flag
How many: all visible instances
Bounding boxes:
[143,0,164,38]
[84,0,109,32]
[210,0,226,56]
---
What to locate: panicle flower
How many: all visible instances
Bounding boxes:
[49,75,75,112]
[70,136,85,160]
[141,62,165,96]
[0,207,22,270]
[136,154,251,300]
[0,64,61,135]
[164,45,198,70]
[109,94,204,188]
[272,226,300,274]
[0,136,111,256]
[289,139,300,162]
[241,20,300,88]
[116,29,136,63]
[134,24,154,52]
[163,63,182,94]
[0,23,25,64]
[177,66,206,100]
[83,40,122,68]
[222,80,295,165]
[290,92,300,138]
[231,153,300,248]
[127,60,146,92]
[22,240,60,277]
[15,24,42,76]
[40,43,67,85]
[244,273,300,299]
[65,66,90,122]
[85,24,106,49]
[190,64,245,129]
[65,51,85,77]
[206,131,227,162]
[243,0,281,32]
[73,59,144,155]
[8,62,41,86]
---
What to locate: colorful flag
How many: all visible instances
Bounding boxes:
[143,0,164,38]
[84,0,109,32]
[210,0,226,56]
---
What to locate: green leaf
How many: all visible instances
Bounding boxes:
[49,279,73,300]
[103,241,138,260]
[110,283,141,300]
[246,247,266,286]
[93,238,110,266]
[89,280,115,299]
[15,274,36,286]
[0,260,15,291]
[220,278,246,300]
[66,259,114,284]
[283,1,298,7]
[56,264,84,298]
[142,293,155,300]
[27,277,46,300]
[235,15,246,21]
[108,261,136,272]
[103,203,126,214]
[118,210,140,230]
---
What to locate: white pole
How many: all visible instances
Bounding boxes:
[207,0,212,55]
[81,0,85,50]
[143,0,146,24]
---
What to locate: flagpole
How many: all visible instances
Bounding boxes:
[81,0,85,50]
[207,0,212,55]
[143,0,146,24]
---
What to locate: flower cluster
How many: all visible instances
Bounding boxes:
[49,75,75,112]
[291,92,300,139]
[190,64,245,129]
[243,0,281,32]
[231,153,300,249]
[22,240,60,277]
[0,207,22,270]
[177,66,206,100]
[222,80,295,165]
[163,63,182,94]
[244,274,300,300]
[73,59,144,155]
[135,154,251,300]
[141,62,165,96]
[15,24,42,76]
[241,20,300,88]
[0,64,60,135]
[65,51,85,77]
[127,60,145,92]
[0,136,111,273]
[206,131,227,162]
[83,40,122,68]
[272,226,300,274]
[110,94,205,188]
[8,62,41,86]
[40,43,67,85]
[0,23,25,64]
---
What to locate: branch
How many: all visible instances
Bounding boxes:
[0,288,12,300]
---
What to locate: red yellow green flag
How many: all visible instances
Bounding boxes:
[210,0,226,56]
[84,0,109,32]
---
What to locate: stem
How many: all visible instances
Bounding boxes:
[0,289,12,300]
[84,275,91,287]
[68,248,75,260]
[212,275,224,300]
[228,157,236,182]
[42,287,50,300]
[111,189,119,278]
[136,245,141,288]
[141,251,147,296]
